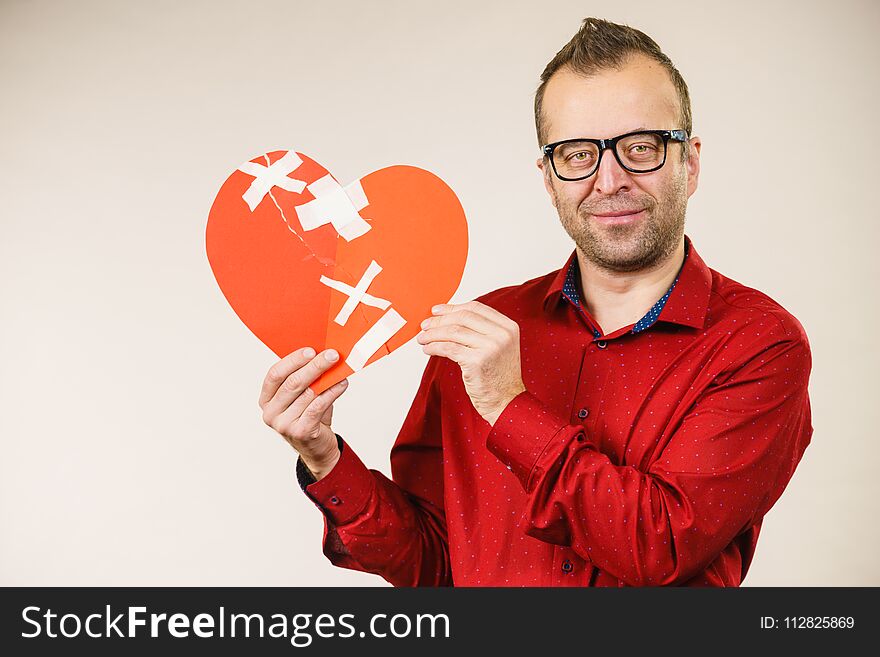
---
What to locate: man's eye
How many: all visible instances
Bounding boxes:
[567,152,592,162]
[629,144,656,154]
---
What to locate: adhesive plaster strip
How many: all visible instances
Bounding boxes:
[296,175,371,241]
[238,151,307,211]
[346,308,407,372]
[319,260,391,326]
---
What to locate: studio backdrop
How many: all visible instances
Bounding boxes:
[1,0,878,585]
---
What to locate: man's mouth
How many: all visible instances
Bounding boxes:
[591,209,646,224]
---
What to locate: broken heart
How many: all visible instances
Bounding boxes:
[206,151,469,393]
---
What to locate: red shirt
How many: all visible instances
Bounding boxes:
[298,234,813,586]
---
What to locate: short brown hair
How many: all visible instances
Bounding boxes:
[534,18,692,147]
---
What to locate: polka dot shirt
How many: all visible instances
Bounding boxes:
[298,235,813,587]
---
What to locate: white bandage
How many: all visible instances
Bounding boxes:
[237,151,307,211]
[296,174,371,241]
[319,260,390,326]
[346,308,407,372]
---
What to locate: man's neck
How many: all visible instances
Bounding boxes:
[577,238,686,336]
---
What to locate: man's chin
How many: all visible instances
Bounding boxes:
[577,234,658,271]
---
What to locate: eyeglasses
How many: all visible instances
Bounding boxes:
[541,129,689,181]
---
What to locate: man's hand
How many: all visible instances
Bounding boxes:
[417,301,526,426]
[259,347,349,480]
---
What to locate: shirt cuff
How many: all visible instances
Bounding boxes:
[486,390,572,490]
[296,434,375,526]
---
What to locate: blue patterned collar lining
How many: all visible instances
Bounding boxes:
[561,240,690,338]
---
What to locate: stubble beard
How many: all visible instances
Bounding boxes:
[554,171,688,274]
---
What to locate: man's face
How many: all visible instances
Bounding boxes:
[538,55,701,273]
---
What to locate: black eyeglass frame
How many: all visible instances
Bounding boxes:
[541,129,689,181]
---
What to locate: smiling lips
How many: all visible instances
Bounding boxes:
[591,208,646,224]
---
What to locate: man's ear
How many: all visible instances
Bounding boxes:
[685,136,702,199]
[537,157,557,208]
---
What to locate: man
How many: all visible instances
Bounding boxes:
[258,18,812,586]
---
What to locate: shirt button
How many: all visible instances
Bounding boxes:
[561,559,573,573]
[577,408,589,419]
[329,496,341,505]
[596,340,607,349]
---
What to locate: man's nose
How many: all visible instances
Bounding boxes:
[593,149,632,195]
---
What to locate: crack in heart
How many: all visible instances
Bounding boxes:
[260,154,382,356]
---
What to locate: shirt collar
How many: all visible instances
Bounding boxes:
[542,234,712,331]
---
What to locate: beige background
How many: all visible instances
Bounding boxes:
[1,0,878,586]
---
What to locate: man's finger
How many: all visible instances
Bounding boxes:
[269,385,316,431]
[319,402,334,427]
[259,347,316,407]
[264,349,340,415]
[298,379,350,427]
[464,300,520,329]
[417,324,489,350]
[420,340,469,364]
[421,308,497,335]
[432,301,518,331]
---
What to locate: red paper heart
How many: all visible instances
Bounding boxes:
[206,151,468,393]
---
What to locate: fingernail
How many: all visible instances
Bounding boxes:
[431,305,441,313]
[325,349,339,361]
[339,379,348,387]
[420,319,429,328]
[303,347,316,358]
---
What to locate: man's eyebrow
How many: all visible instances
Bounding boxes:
[556,127,655,142]
[610,127,651,136]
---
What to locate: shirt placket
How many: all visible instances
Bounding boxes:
[549,336,613,585]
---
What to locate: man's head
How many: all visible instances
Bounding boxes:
[535,18,701,274]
